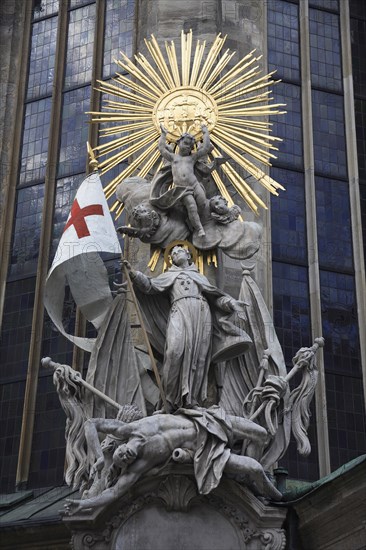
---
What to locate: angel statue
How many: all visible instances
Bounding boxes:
[156,123,211,237]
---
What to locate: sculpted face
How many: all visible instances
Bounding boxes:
[171,246,191,267]
[177,134,195,156]
[113,443,137,469]
[210,196,229,215]
[132,204,151,222]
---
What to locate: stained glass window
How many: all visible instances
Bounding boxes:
[309,8,342,92]
[312,90,347,178]
[9,185,45,280]
[350,18,366,98]
[271,83,303,169]
[0,381,26,492]
[64,3,96,90]
[309,0,339,12]
[326,373,366,471]
[272,262,311,366]
[32,0,59,20]
[271,167,307,264]
[27,16,58,101]
[354,100,366,181]
[28,374,68,488]
[316,177,354,272]
[19,97,52,186]
[0,278,36,383]
[272,262,318,481]
[268,0,300,83]
[69,0,94,8]
[103,0,135,79]
[57,86,91,177]
[350,0,366,20]
[320,271,361,378]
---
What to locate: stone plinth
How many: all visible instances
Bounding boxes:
[65,467,286,550]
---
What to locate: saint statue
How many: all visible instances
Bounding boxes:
[122,245,252,412]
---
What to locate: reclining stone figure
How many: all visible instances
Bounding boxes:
[64,406,281,515]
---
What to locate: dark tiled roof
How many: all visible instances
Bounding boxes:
[0,485,77,529]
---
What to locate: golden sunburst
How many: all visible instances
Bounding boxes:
[89,30,286,219]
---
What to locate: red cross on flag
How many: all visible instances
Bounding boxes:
[44,172,122,352]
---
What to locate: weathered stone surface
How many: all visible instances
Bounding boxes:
[66,471,286,550]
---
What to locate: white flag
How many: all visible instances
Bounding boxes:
[44,172,122,352]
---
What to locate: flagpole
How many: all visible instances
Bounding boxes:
[86,142,168,412]
[121,258,169,413]
[42,357,122,411]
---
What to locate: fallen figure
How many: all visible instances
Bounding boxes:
[64,406,282,515]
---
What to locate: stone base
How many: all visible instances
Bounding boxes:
[64,468,286,550]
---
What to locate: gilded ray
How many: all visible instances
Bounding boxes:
[215,89,272,107]
[181,29,192,86]
[115,203,125,220]
[116,53,163,97]
[219,116,273,129]
[207,49,259,94]
[210,68,261,100]
[165,40,181,87]
[210,134,284,194]
[217,124,280,151]
[98,132,158,170]
[89,30,287,218]
[99,121,151,136]
[215,124,279,154]
[135,53,169,93]
[212,127,273,165]
[209,62,261,97]
[95,127,156,156]
[190,39,205,87]
[219,78,282,103]
[145,35,175,89]
[211,148,268,210]
[102,101,152,113]
[139,150,161,178]
[105,140,159,196]
[114,73,160,102]
[110,199,120,213]
[218,104,287,117]
[201,49,236,91]
[96,79,155,107]
[195,34,226,89]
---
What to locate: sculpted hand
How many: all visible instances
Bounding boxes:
[229,299,248,312]
[121,259,132,272]
[160,123,168,135]
[121,259,137,281]
[201,123,208,133]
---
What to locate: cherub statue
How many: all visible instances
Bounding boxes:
[157,124,212,237]
[117,203,161,241]
[209,195,242,225]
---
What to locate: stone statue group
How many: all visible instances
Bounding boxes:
[43,126,323,518]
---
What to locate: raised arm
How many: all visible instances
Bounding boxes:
[86,417,133,443]
[195,124,212,159]
[158,124,174,162]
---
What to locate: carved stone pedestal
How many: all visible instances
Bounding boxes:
[65,468,286,550]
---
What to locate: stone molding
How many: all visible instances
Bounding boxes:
[66,470,286,550]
